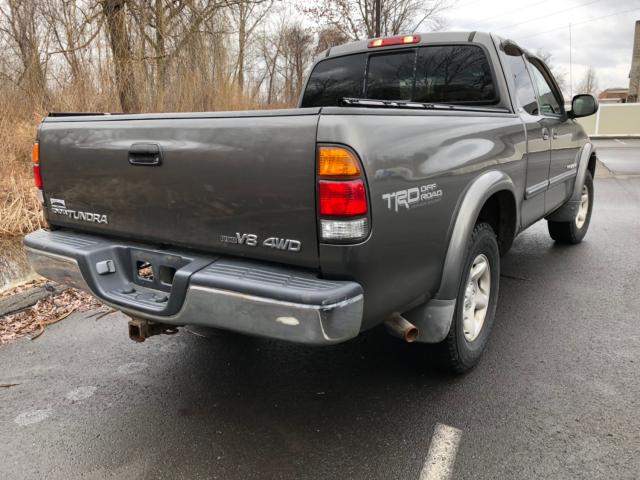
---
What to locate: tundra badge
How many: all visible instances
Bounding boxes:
[49,197,109,225]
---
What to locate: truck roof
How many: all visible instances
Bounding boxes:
[319,31,504,60]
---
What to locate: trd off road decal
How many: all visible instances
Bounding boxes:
[382,183,443,212]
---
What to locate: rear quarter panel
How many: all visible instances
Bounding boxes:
[317,109,527,328]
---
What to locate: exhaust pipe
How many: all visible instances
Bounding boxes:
[128,318,178,342]
[384,312,419,343]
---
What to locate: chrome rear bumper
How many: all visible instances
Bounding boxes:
[24,229,363,345]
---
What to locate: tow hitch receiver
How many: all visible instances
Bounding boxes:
[128,317,179,342]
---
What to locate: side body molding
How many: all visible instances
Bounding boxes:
[546,142,595,222]
[408,170,518,343]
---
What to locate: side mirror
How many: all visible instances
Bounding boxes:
[569,94,598,118]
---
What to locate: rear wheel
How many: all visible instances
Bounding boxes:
[548,171,594,244]
[441,222,500,373]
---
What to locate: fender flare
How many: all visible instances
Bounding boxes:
[546,142,595,222]
[437,170,517,300]
[407,170,517,343]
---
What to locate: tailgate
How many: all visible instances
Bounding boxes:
[38,110,321,268]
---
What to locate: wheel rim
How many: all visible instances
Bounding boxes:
[575,184,589,229]
[462,254,491,342]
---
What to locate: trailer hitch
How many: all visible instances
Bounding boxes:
[127,318,179,342]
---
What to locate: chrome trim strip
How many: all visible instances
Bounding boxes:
[524,179,549,199]
[549,169,577,187]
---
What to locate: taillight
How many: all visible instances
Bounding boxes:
[319,180,367,216]
[33,164,42,189]
[318,147,361,176]
[317,146,369,243]
[32,142,42,189]
[368,35,420,48]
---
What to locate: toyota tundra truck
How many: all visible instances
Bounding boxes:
[24,32,598,372]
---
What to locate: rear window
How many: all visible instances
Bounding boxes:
[301,45,497,107]
[366,51,415,100]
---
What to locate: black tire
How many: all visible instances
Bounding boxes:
[441,222,500,374]
[548,171,594,244]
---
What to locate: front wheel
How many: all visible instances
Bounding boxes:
[548,171,594,244]
[440,222,500,373]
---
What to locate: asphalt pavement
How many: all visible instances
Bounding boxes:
[1,143,639,479]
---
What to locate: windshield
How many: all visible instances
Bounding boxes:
[301,45,497,107]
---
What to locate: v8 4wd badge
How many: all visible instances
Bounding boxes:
[219,233,301,252]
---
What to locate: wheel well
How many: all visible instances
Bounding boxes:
[588,153,597,178]
[476,190,517,256]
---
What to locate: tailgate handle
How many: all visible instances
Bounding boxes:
[129,143,162,166]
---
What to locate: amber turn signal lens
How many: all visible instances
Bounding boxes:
[318,147,361,177]
[31,142,40,164]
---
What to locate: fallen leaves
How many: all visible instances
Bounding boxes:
[0,286,107,344]
[0,278,47,299]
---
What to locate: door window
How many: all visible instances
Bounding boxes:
[504,54,538,115]
[529,62,563,115]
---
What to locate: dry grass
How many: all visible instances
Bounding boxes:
[0,99,46,237]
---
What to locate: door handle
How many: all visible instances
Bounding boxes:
[128,143,162,166]
[542,128,550,141]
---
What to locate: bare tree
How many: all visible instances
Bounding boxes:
[41,0,103,91]
[259,21,284,104]
[0,0,50,105]
[315,26,348,54]
[101,0,140,112]
[577,66,598,95]
[126,1,232,103]
[282,24,314,103]
[301,0,452,40]
[230,0,274,93]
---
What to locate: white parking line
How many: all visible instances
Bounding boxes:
[419,423,463,480]
[614,139,626,145]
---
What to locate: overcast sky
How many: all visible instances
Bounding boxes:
[439,0,640,94]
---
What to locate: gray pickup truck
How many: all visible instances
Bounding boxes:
[25,32,598,372]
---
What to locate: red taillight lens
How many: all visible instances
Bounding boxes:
[33,164,42,189]
[319,180,367,216]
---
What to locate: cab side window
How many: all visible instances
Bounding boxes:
[504,54,538,115]
[528,62,562,115]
